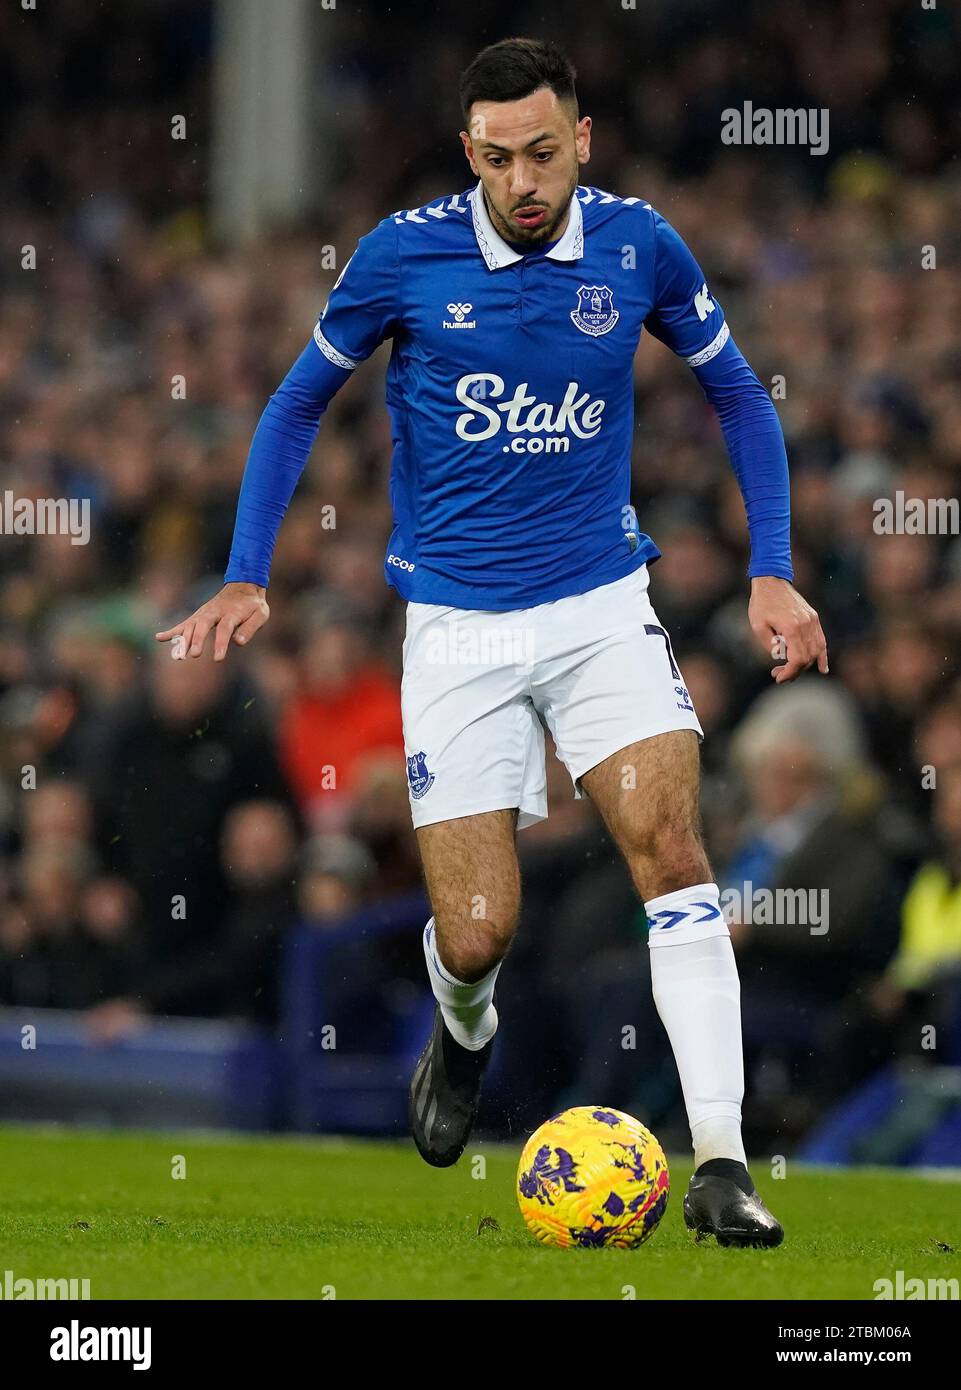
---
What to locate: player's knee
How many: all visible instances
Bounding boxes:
[630,823,711,898]
[436,912,516,983]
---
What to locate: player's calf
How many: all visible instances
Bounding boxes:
[415,807,519,1043]
[410,810,520,1164]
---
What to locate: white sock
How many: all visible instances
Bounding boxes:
[422,918,500,1051]
[645,882,747,1168]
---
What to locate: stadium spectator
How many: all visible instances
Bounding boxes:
[278,600,405,827]
[297,831,377,923]
[85,800,299,1039]
[93,644,294,952]
[824,762,961,1097]
[723,683,903,1121]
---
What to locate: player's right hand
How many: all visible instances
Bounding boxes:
[155,582,269,662]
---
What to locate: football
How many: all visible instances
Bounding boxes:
[516,1105,670,1249]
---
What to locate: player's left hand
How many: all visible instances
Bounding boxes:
[748,576,828,683]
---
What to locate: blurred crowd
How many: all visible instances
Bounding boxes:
[1,0,961,1142]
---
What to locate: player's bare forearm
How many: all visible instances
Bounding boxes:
[154,581,270,662]
[748,575,828,683]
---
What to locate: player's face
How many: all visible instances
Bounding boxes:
[460,87,591,246]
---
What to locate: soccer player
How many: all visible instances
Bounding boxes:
[158,38,828,1247]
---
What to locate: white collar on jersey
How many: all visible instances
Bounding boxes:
[469,180,584,269]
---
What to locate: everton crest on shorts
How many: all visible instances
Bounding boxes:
[406,751,435,800]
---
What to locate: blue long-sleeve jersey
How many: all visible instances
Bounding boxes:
[225,182,793,606]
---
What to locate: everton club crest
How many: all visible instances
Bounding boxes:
[570,284,619,337]
[406,751,435,800]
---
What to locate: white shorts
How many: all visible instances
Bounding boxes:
[400,564,703,830]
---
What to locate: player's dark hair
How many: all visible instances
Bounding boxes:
[459,38,578,123]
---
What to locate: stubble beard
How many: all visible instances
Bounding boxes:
[482,168,579,247]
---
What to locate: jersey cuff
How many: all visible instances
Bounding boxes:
[685,321,730,367]
[313,323,359,371]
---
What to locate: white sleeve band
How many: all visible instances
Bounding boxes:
[685,321,730,368]
[313,323,359,371]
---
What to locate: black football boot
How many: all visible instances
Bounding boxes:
[683,1158,784,1247]
[409,1008,494,1167]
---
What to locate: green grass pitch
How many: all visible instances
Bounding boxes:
[0,1125,958,1300]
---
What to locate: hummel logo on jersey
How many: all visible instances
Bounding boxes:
[454,374,605,453]
[570,285,619,337]
[443,302,476,330]
[694,282,716,322]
